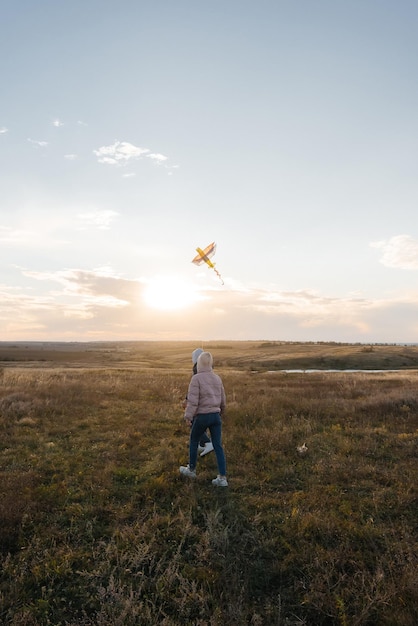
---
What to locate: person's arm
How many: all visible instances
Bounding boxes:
[220,383,226,415]
[184,377,199,425]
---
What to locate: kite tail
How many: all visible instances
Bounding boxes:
[214,267,224,285]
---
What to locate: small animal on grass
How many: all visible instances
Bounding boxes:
[296,442,308,456]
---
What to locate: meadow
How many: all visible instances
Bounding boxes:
[0,342,417,625]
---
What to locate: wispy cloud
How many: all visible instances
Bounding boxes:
[1,213,77,248]
[250,288,372,331]
[0,226,30,244]
[371,235,418,270]
[27,138,48,148]
[94,141,150,165]
[52,118,64,127]
[93,141,169,168]
[76,210,119,230]
[0,282,110,337]
[147,153,168,162]
[0,127,8,134]
[21,267,138,306]
[64,154,78,160]
[167,164,180,176]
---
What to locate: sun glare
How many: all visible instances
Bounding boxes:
[143,276,198,311]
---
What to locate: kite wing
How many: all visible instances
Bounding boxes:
[192,242,216,265]
[191,242,224,285]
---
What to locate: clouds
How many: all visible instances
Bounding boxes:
[93,141,150,165]
[371,235,418,270]
[208,286,374,336]
[92,141,177,177]
[0,209,119,249]
[76,210,119,230]
[0,226,30,244]
[27,138,48,148]
[1,264,418,342]
[1,119,175,174]
[93,141,168,167]
[0,268,141,337]
[22,267,139,305]
[0,267,148,339]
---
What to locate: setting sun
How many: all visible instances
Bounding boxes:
[142,276,199,311]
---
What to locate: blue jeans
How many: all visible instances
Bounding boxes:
[189,412,226,476]
[199,431,211,446]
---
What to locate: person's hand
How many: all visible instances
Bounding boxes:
[184,416,192,427]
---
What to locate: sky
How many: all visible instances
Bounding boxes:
[1,0,418,343]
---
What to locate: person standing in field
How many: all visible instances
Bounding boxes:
[182,348,214,457]
[180,351,228,487]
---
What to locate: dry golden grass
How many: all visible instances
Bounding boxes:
[2,339,418,371]
[0,343,417,625]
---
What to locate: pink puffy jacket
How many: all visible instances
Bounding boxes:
[184,361,226,422]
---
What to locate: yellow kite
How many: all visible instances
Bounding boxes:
[192,242,224,285]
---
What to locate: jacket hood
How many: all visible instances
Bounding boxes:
[196,351,213,372]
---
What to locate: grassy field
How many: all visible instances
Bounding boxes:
[0,342,417,625]
[2,340,418,371]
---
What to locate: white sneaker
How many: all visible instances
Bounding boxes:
[200,442,214,457]
[198,444,205,453]
[180,465,196,479]
[212,475,228,487]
